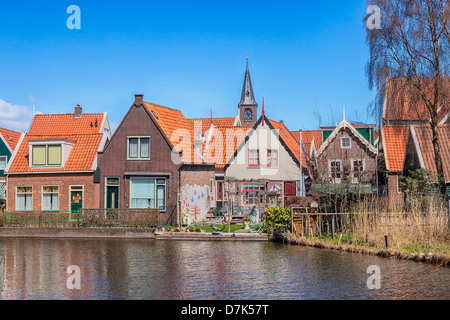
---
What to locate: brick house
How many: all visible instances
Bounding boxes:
[310,118,378,195]
[0,128,24,206]
[97,94,217,225]
[5,105,110,212]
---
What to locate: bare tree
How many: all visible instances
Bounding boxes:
[365,0,450,195]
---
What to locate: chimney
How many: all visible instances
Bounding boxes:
[134,94,144,105]
[75,104,82,118]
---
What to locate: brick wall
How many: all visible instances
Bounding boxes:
[316,127,377,183]
[6,172,98,212]
[98,103,181,225]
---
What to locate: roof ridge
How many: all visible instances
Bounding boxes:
[144,101,182,113]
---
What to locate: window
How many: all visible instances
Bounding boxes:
[0,156,7,170]
[130,177,166,211]
[42,186,59,211]
[351,159,365,183]
[267,150,279,167]
[16,187,32,211]
[248,149,259,167]
[242,183,264,206]
[32,145,62,166]
[341,137,351,149]
[128,137,150,160]
[329,160,342,181]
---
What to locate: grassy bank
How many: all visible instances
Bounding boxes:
[282,232,450,266]
[280,196,450,266]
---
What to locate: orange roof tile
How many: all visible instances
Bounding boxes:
[144,102,194,162]
[383,77,450,123]
[28,113,105,135]
[8,134,103,173]
[292,130,323,153]
[412,124,450,181]
[0,127,22,151]
[187,117,236,131]
[205,126,252,169]
[382,125,409,172]
[267,119,304,167]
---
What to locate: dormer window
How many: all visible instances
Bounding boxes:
[29,140,73,168]
[32,145,62,166]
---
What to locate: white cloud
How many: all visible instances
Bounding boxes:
[0,99,35,132]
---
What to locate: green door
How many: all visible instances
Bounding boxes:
[106,186,119,209]
[71,190,83,213]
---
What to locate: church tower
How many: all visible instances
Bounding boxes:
[238,60,258,126]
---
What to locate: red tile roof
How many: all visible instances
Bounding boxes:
[8,134,103,173]
[0,127,22,151]
[205,126,252,169]
[267,119,304,167]
[28,113,105,135]
[382,125,409,172]
[412,124,450,181]
[187,117,236,131]
[144,102,248,167]
[292,130,323,153]
[8,112,106,173]
[383,77,450,123]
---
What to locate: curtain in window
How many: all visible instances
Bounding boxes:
[48,145,62,165]
[129,139,139,158]
[131,178,155,208]
[140,138,150,158]
[33,146,46,165]
[43,193,59,210]
[17,194,32,211]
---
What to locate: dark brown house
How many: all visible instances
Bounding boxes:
[97,95,216,225]
[310,119,378,195]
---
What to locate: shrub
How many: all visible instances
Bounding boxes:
[262,206,291,233]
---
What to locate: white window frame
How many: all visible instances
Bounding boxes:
[329,159,342,184]
[127,136,151,160]
[42,186,60,211]
[340,137,351,149]
[129,177,166,212]
[351,158,365,184]
[267,149,279,167]
[16,186,33,212]
[248,149,260,167]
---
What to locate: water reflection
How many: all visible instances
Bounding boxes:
[0,239,448,300]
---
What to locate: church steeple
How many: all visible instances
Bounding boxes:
[238,59,258,126]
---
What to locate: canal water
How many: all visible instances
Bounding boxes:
[0,238,448,300]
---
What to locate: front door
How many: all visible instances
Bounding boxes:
[70,190,83,213]
[106,186,119,209]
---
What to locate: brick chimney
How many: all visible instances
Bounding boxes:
[134,94,144,105]
[74,104,82,118]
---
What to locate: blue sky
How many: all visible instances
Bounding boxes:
[0,0,376,133]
